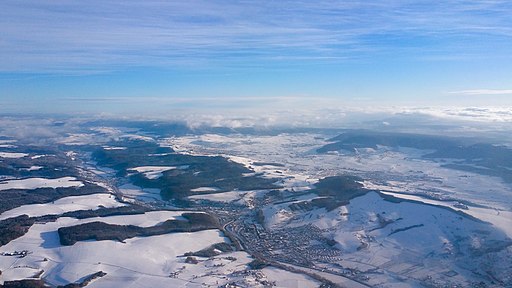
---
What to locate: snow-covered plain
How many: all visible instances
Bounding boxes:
[119,183,162,202]
[0,152,28,158]
[31,154,51,159]
[0,209,319,287]
[59,133,97,146]
[164,133,512,228]
[0,177,84,191]
[128,166,178,179]
[21,166,43,171]
[261,267,322,288]
[2,122,511,287]
[0,216,227,286]
[0,194,125,221]
[188,191,243,202]
[265,191,512,287]
[190,186,220,193]
[101,146,126,150]
[163,132,512,286]
[374,189,512,238]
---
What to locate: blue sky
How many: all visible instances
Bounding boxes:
[1,0,512,114]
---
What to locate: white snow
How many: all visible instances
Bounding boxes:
[262,205,295,229]
[333,230,363,253]
[0,194,125,221]
[0,152,28,158]
[59,133,96,145]
[118,183,162,202]
[165,133,512,225]
[65,151,77,160]
[31,154,50,159]
[90,127,123,135]
[128,166,178,179]
[0,204,318,287]
[85,162,116,178]
[189,191,243,202]
[87,210,188,227]
[0,210,299,287]
[160,133,328,191]
[0,177,84,191]
[102,146,126,150]
[261,267,321,288]
[160,131,512,287]
[20,166,43,171]
[377,190,512,238]
[190,187,220,193]
[276,191,512,287]
[0,216,227,286]
[121,134,154,142]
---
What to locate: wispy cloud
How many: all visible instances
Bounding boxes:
[448,89,512,95]
[1,1,511,73]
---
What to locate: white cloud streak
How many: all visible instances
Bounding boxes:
[448,89,512,95]
[1,0,511,72]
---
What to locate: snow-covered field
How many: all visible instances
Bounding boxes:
[265,191,512,286]
[59,133,98,146]
[119,183,162,202]
[21,166,43,171]
[0,208,319,287]
[373,189,512,238]
[2,123,511,287]
[101,146,127,150]
[0,194,125,221]
[128,166,178,179]
[261,267,321,288]
[0,152,28,158]
[0,216,227,286]
[163,132,512,286]
[31,154,52,159]
[164,133,512,221]
[189,191,243,202]
[0,177,85,191]
[190,187,220,193]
